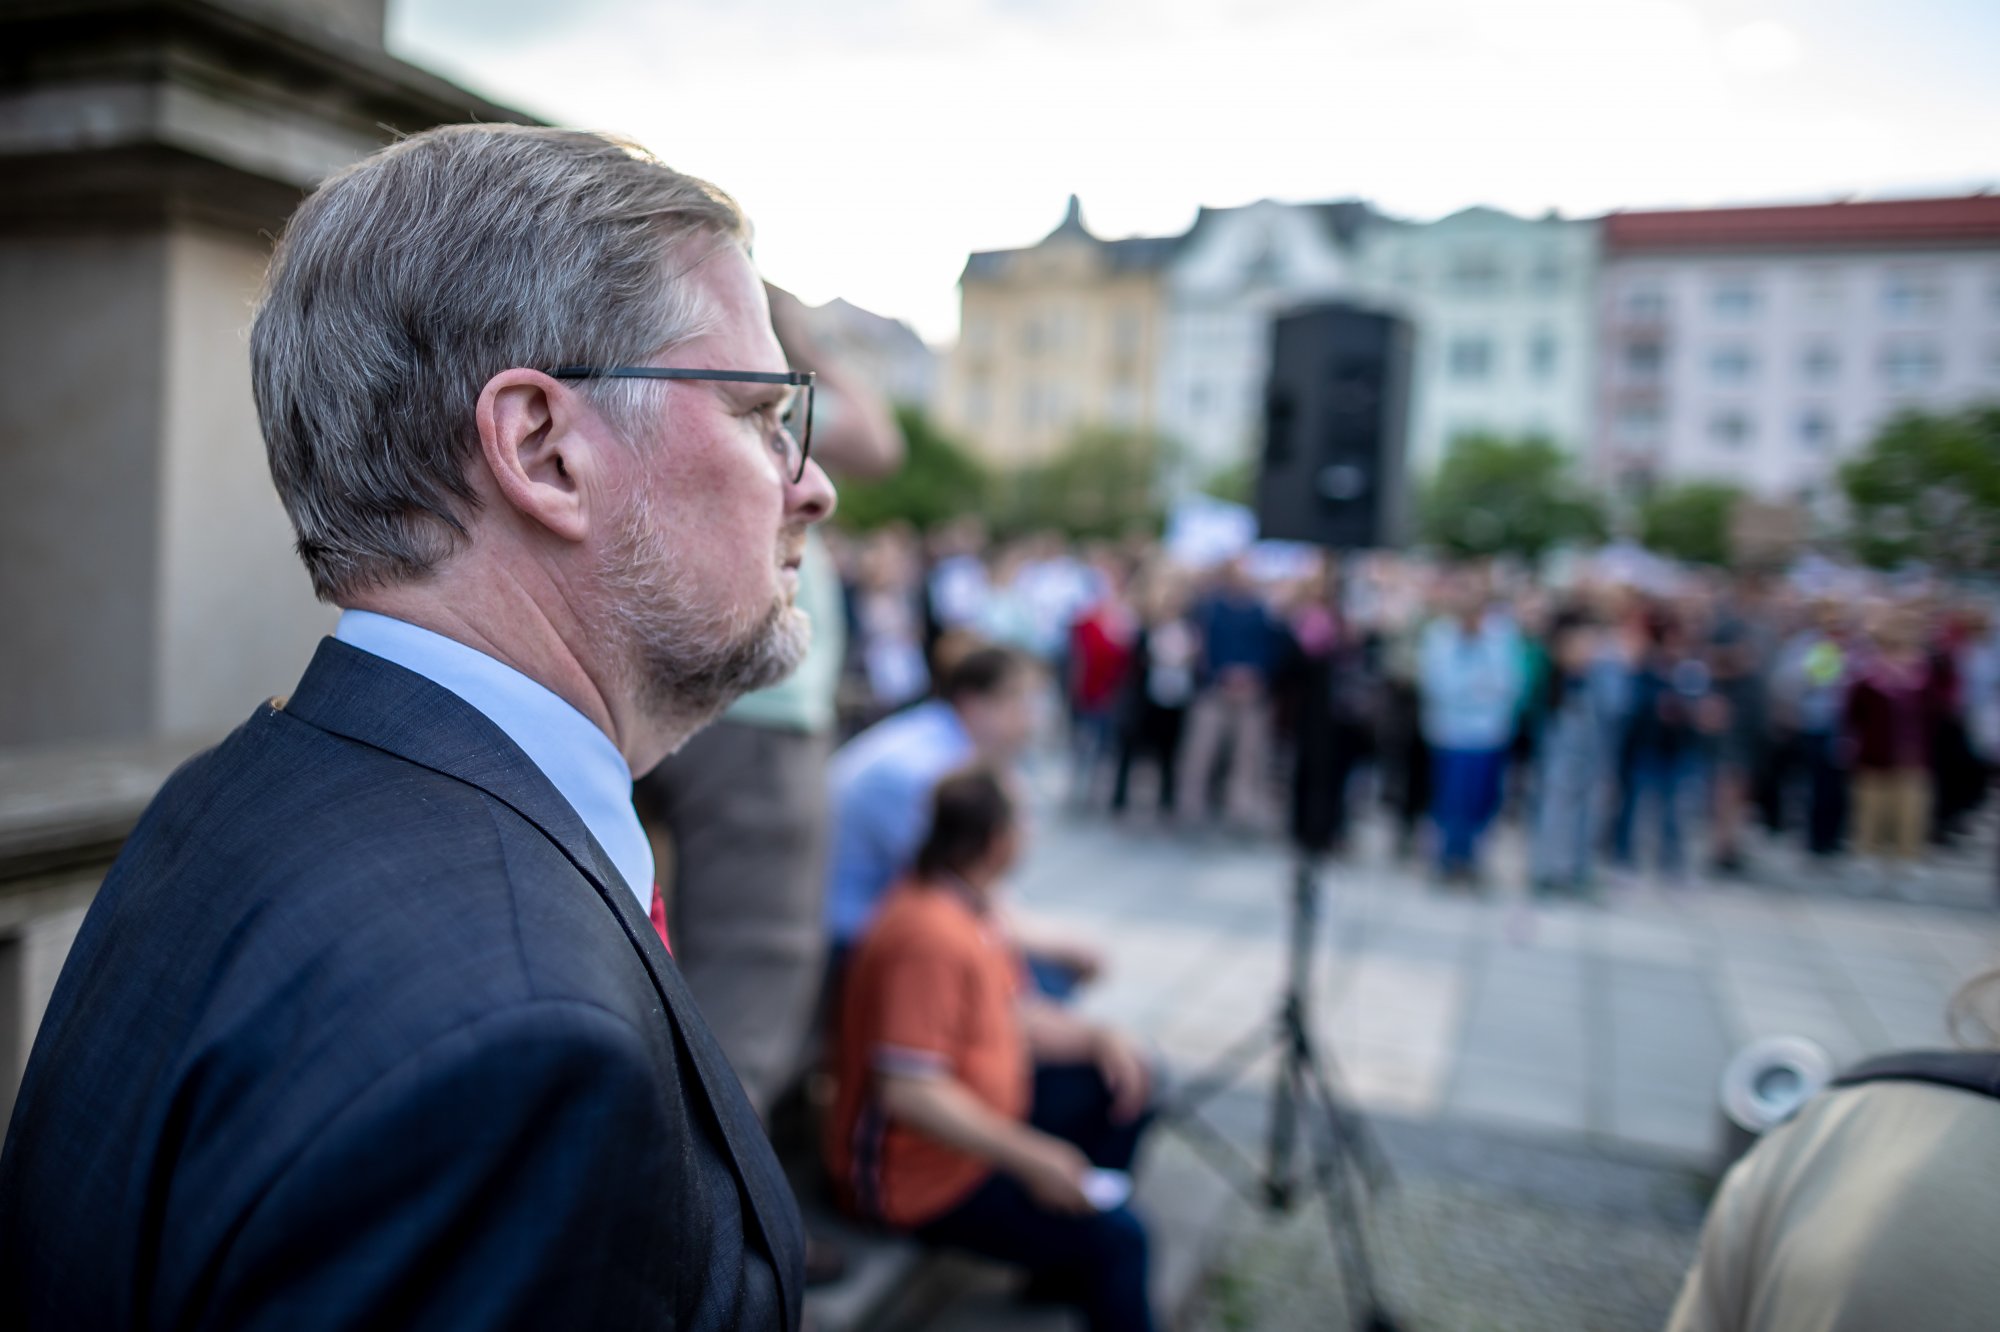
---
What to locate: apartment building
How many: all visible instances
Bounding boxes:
[1352,206,1602,476]
[1598,196,2000,501]
[1152,199,1377,490]
[939,197,1176,467]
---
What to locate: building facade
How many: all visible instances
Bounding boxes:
[1598,197,2000,501]
[941,198,1600,485]
[1152,199,1376,492]
[940,197,1176,467]
[1351,206,1601,477]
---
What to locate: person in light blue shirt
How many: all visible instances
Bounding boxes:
[825,646,1035,950]
[1419,575,1524,884]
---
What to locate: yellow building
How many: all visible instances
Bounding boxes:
[941,197,1177,468]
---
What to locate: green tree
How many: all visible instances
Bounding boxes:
[1420,434,1605,561]
[1636,481,1744,566]
[1199,457,1255,507]
[833,405,990,532]
[1000,426,1170,539]
[1840,405,2000,574]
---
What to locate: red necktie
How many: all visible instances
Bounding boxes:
[649,883,672,955]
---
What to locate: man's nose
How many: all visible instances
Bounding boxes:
[788,456,836,524]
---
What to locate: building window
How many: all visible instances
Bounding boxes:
[1448,250,1503,294]
[1881,340,1943,389]
[1617,403,1663,438]
[1624,286,1667,321]
[1530,252,1564,291]
[1112,310,1142,358]
[1244,235,1286,287]
[1801,266,1843,313]
[1883,269,1945,320]
[1528,331,1559,379]
[1801,343,1839,383]
[1049,383,1075,428]
[1710,345,1756,384]
[1798,408,1832,451]
[1021,319,1043,356]
[1448,336,1494,380]
[1623,339,1665,377]
[1709,410,1754,448]
[1712,278,1760,319]
[963,316,993,354]
[964,380,990,425]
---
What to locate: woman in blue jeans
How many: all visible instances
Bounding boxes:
[917,1063,1156,1330]
[1613,609,1710,881]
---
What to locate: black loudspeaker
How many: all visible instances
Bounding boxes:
[1255,304,1412,550]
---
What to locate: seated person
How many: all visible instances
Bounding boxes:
[1666,978,2000,1332]
[824,642,1102,997]
[827,767,1159,1332]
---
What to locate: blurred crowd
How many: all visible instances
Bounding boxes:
[824,519,2000,899]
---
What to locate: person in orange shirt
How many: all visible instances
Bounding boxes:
[828,767,1158,1332]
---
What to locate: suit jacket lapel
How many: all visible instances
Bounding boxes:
[281,638,802,1323]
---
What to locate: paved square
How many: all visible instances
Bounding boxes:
[1013,805,2000,1165]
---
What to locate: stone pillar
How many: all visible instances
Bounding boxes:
[0,0,536,1118]
[0,0,536,747]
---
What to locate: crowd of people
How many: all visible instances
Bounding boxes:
[826,523,2000,899]
[804,529,2000,1331]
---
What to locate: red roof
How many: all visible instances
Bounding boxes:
[1605,195,2000,251]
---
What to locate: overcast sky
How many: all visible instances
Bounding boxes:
[390,0,2000,344]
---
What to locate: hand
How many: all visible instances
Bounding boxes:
[1047,940,1106,987]
[1092,1027,1152,1125]
[762,282,819,359]
[1013,1136,1094,1215]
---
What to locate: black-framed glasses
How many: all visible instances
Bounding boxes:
[549,367,816,483]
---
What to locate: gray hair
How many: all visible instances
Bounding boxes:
[251,124,750,602]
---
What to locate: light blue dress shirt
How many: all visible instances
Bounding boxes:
[822,701,974,945]
[334,610,655,911]
[1418,614,1526,752]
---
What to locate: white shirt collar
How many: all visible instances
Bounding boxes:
[333,610,654,910]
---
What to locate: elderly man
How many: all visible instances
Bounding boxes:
[0,126,828,1330]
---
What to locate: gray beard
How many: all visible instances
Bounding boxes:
[597,496,812,736]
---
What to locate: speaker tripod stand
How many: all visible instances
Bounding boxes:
[1160,856,1402,1332]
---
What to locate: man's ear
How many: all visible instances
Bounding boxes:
[475,369,592,543]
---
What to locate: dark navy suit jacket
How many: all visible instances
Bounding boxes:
[0,639,804,1330]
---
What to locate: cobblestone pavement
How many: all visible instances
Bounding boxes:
[1179,1106,1707,1332]
[1001,791,2000,1329]
[1013,803,2000,1164]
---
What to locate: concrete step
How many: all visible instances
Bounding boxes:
[803,1134,1237,1332]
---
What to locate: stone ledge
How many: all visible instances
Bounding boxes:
[802,1135,1236,1332]
[0,0,537,233]
[0,734,214,885]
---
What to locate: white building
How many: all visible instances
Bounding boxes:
[1352,206,1601,477]
[1599,197,2000,502]
[1152,199,1375,490]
